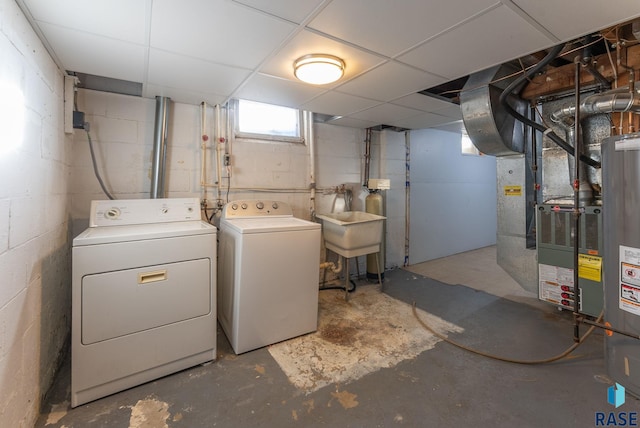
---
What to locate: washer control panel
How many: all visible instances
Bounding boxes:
[222,200,291,218]
[90,198,201,227]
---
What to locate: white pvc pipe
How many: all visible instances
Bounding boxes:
[320,256,342,274]
[216,105,222,203]
[306,111,316,219]
[200,102,208,200]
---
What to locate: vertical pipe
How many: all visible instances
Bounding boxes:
[215,104,223,204]
[200,102,208,202]
[404,131,411,267]
[151,96,171,199]
[572,58,582,342]
[363,128,372,187]
[307,111,316,219]
[530,105,538,206]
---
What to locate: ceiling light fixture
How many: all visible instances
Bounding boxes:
[294,54,345,85]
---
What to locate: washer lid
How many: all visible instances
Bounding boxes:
[73,220,216,246]
[221,217,320,234]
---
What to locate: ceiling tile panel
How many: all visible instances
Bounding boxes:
[308,0,499,57]
[350,103,423,125]
[143,83,227,107]
[433,120,466,134]
[147,49,251,97]
[435,104,463,119]
[391,93,456,112]
[398,5,554,80]
[302,91,380,116]
[150,0,297,70]
[18,0,640,131]
[512,0,640,41]
[231,0,326,24]
[391,112,456,130]
[325,116,379,129]
[337,61,446,102]
[235,74,325,109]
[260,29,386,86]
[23,0,149,43]
[37,23,146,82]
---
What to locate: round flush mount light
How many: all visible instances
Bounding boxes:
[294,54,345,85]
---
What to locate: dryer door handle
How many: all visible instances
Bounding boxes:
[138,270,167,284]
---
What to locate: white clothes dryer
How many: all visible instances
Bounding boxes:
[71,198,216,407]
[217,200,320,354]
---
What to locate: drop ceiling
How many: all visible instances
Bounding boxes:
[16,0,640,130]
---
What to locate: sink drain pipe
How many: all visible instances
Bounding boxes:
[320,257,343,274]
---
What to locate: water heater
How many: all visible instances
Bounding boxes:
[603,132,640,398]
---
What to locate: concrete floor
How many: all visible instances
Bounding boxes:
[36,246,633,427]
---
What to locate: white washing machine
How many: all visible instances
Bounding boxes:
[218,200,320,354]
[71,198,216,407]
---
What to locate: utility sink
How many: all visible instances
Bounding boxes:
[316,211,386,258]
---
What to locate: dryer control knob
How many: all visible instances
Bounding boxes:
[231,204,238,210]
[105,208,121,219]
[241,203,248,210]
[256,202,264,210]
[272,202,279,210]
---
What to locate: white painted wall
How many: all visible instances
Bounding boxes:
[0,0,71,425]
[409,128,497,263]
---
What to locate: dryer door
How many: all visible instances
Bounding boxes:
[82,258,211,344]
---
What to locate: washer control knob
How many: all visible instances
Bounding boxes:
[105,208,121,219]
[272,202,279,210]
[256,201,264,210]
[161,208,169,214]
[231,204,238,210]
[241,203,248,210]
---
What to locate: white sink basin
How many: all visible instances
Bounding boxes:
[316,211,386,258]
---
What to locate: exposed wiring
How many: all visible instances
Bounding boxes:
[85,128,115,200]
[437,36,606,98]
[412,303,603,365]
[603,36,619,84]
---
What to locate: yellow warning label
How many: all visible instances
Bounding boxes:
[578,254,602,282]
[503,185,522,196]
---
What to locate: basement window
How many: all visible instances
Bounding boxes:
[461,131,480,156]
[234,99,304,143]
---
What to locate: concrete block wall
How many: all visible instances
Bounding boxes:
[71,90,219,233]
[0,0,71,425]
[69,96,401,274]
[315,122,367,215]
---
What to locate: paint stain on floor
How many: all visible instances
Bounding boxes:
[128,397,170,428]
[330,389,359,409]
[45,401,69,425]
[268,285,463,392]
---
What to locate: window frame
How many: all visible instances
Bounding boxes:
[232,99,305,144]
[460,131,481,156]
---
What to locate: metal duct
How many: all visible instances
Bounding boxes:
[550,85,640,126]
[150,96,171,199]
[459,65,528,156]
[564,127,594,205]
